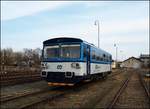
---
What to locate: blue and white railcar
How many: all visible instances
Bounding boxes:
[41,37,112,86]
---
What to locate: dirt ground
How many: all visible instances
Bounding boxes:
[1,69,149,109]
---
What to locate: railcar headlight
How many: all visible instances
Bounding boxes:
[71,62,80,69]
[41,62,48,69]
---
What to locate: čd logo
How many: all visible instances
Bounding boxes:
[57,65,62,69]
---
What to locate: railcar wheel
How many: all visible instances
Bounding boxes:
[102,72,108,79]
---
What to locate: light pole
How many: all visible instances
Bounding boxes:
[114,44,118,62]
[94,20,100,48]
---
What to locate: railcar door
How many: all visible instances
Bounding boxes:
[86,45,90,75]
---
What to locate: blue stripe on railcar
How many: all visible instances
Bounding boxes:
[42,60,111,64]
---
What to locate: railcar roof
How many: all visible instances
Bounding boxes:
[44,37,95,46]
[43,37,111,55]
[43,37,83,44]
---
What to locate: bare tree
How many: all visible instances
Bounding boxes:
[2,48,14,66]
[0,48,41,69]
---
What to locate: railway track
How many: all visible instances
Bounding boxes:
[0,86,65,109]
[20,89,71,109]
[21,70,128,109]
[1,69,138,109]
[107,70,149,109]
[1,73,115,109]
[21,80,108,109]
[109,71,122,77]
[139,72,150,98]
[1,76,41,85]
[0,70,41,86]
[107,68,126,80]
[107,73,132,109]
[0,87,52,103]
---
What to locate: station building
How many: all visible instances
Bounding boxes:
[120,57,143,69]
[139,54,150,68]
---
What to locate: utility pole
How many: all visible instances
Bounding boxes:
[94,20,100,48]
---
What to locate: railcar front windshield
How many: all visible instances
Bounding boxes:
[44,45,59,58]
[61,44,80,58]
[44,44,80,59]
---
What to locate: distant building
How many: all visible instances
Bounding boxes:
[112,61,117,69]
[140,54,150,68]
[111,61,121,69]
[120,57,143,69]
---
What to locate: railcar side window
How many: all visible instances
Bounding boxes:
[110,56,112,61]
[83,46,87,60]
[107,55,109,61]
[106,55,109,62]
[103,54,106,61]
[105,55,107,61]
[92,50,96,60]
[96,55,98,61]
[97,54,100,61]
[103,54,105,57]
[100,56,103,61]
[95,53,100,61]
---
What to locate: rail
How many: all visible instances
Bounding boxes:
[0,88,51,103]
[107,74,131,109]
[0,71,41,86]
[138,73,150,98]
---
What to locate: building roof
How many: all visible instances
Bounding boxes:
[122,56,143,63]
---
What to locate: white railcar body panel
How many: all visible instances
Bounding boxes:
[42,62,111,76]
[90,63,111,74]
[42,62,86,76]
